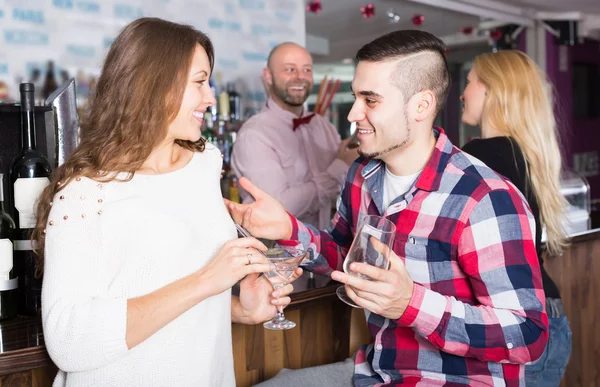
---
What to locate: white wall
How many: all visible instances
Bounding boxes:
[0,0,305,116]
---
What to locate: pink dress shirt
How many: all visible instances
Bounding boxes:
[231,98,348,229]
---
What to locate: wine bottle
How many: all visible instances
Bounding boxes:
[216,120,232,171]
[0,174,18,321]
[227,83,241,122]
[42,61,58,101]
[208,77,219,124]
[216,72,230,122]
[228,175,240,203]
[9,83,52,316]
[204,110,214,132]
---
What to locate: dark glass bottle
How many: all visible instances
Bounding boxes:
[0,174,18,321]
[227,83,241,122]
[216,120,232,172]
[42,61,58,101]
[209,78,219,123]
[8,83,52,316]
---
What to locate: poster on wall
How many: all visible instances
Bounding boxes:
[0,0,305,117]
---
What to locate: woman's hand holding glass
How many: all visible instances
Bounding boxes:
[238,263,303,325]
[198,237,272,298]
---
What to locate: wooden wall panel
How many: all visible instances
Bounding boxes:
[545,235,600,387]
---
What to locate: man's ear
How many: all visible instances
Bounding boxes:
[413,90,436,122]
[262,67,273,86]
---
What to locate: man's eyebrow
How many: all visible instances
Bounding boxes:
[350,85,382,98]
[356,90,383,98]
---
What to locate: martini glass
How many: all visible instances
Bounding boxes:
[263,246,307,330]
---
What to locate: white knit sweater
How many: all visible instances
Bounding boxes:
[42,145,237,386]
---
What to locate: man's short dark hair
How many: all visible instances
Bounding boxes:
[356,30,451,116]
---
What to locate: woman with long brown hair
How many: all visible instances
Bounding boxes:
[461,50,570,387]
[33,18,300,386]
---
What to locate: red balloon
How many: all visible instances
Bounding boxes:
[411,14,424,26]
[361,4,375,18]
[306,0,322,14]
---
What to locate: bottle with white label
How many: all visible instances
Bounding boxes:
[0,174,18,321]
[8,83,52,316]
[216,72,230,122]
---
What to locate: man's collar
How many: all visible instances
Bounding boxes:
[361,127,452,193]
[266,97,313,119]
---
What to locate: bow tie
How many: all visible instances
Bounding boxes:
[292,113,316,131]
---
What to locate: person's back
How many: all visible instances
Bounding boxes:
[460,50,570,387]
[461,137,561,298]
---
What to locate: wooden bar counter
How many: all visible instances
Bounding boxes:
[0,316,57,385]
[0,229,598,386]
[232,273,354,387]
[0,272,354,386]
[545,228,600,387]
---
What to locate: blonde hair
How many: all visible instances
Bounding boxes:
[473,50,567,255]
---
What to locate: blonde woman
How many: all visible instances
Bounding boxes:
[461,50,570,387]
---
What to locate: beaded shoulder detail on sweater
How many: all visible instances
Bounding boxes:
[47,177,107,229]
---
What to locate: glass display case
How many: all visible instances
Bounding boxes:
[561,169,591,235]
[542,169,591,241]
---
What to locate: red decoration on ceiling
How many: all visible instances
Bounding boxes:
[411,14,424,26]
[306,0,322,14]
[461,26,473,35]
[490,29,502,40]
[361,4,375,18]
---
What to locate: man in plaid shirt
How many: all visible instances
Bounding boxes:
[229,30,548,387]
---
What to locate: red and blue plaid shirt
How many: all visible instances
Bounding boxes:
[285,128,548,386]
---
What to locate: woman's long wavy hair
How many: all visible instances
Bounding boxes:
[473,50,567,255]
[32,18,214,269]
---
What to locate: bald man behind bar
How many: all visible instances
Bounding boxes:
[231,42,358,229]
